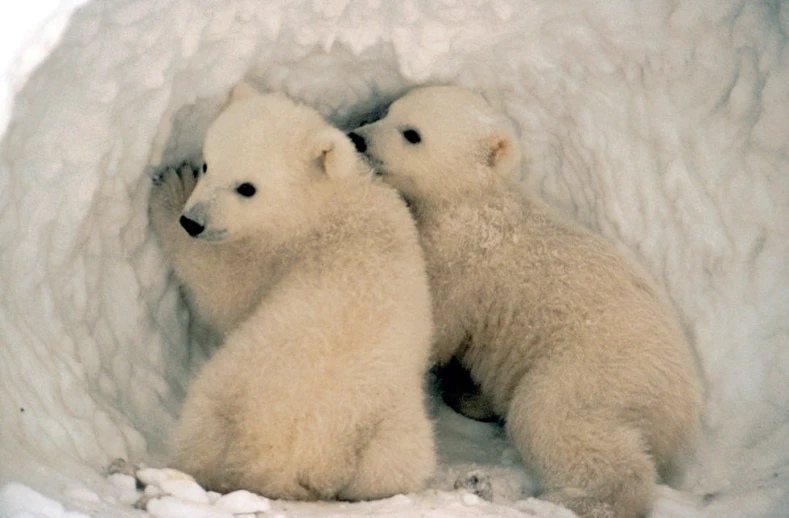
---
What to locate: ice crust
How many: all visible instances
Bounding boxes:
[1,1,788,517]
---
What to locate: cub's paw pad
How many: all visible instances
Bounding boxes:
[151,163,200,202]
[151,166,180,187]
[177,162,199,193]
[150,169,166,186]
[454,470,493,502]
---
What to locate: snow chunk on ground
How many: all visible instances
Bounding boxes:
[213,491,271,514]
[147,497,232,518]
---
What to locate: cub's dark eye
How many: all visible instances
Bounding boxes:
[236,182,256,198]
[202,163,207,174]
[402,128,421,144]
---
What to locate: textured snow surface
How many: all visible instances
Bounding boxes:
[1,0,788,517]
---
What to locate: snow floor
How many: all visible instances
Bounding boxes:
[1,1,788,517]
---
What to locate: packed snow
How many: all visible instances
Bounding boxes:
[1,0,788,517]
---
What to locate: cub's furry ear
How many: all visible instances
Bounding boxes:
[311,128,370,180]
[487,130,522,179]
[230,81,260,103]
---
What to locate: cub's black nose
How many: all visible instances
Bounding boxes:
[180,215,205,237]
[347,131,367,153]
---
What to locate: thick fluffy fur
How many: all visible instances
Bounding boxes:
[149,161,248,351]
[350,86,702,518]
[149,86,436,500]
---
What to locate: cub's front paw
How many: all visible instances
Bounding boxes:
[150,162,200,213]
[454,470,493,502]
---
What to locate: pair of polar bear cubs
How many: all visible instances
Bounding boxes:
[149,83,701,518]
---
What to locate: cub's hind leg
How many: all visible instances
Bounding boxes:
[507,375,656,518]
[339,399,436,501]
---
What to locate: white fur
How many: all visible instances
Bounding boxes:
[351,85,702,518]
[149,87,436,500]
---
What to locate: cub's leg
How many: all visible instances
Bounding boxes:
[507,370,656,518]
[149,163,229,336]
[168,345,241,492]
[149,162,200,259]
[435,357,499,422]
[339,398,436,501]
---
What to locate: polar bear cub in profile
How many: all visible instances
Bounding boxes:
[151,85,436,500]
[349,86,702,518]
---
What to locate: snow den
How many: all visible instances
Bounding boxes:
[1,1,788,517]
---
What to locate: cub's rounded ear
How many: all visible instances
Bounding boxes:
[311,128,370,180]
[230,81,259,103]
[487,130,522,179]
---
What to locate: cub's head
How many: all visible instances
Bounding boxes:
[180,83,369,243]
[348,86,521,206]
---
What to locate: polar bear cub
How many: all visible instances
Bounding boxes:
[151,85,436,500]
[349,86,702,518]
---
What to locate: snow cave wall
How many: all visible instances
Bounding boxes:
[1,0,788,516]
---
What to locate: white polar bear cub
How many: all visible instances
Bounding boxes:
[151,85,436,501]
[349,86,702,518]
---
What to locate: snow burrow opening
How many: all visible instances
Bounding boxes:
[1,1,788,517]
